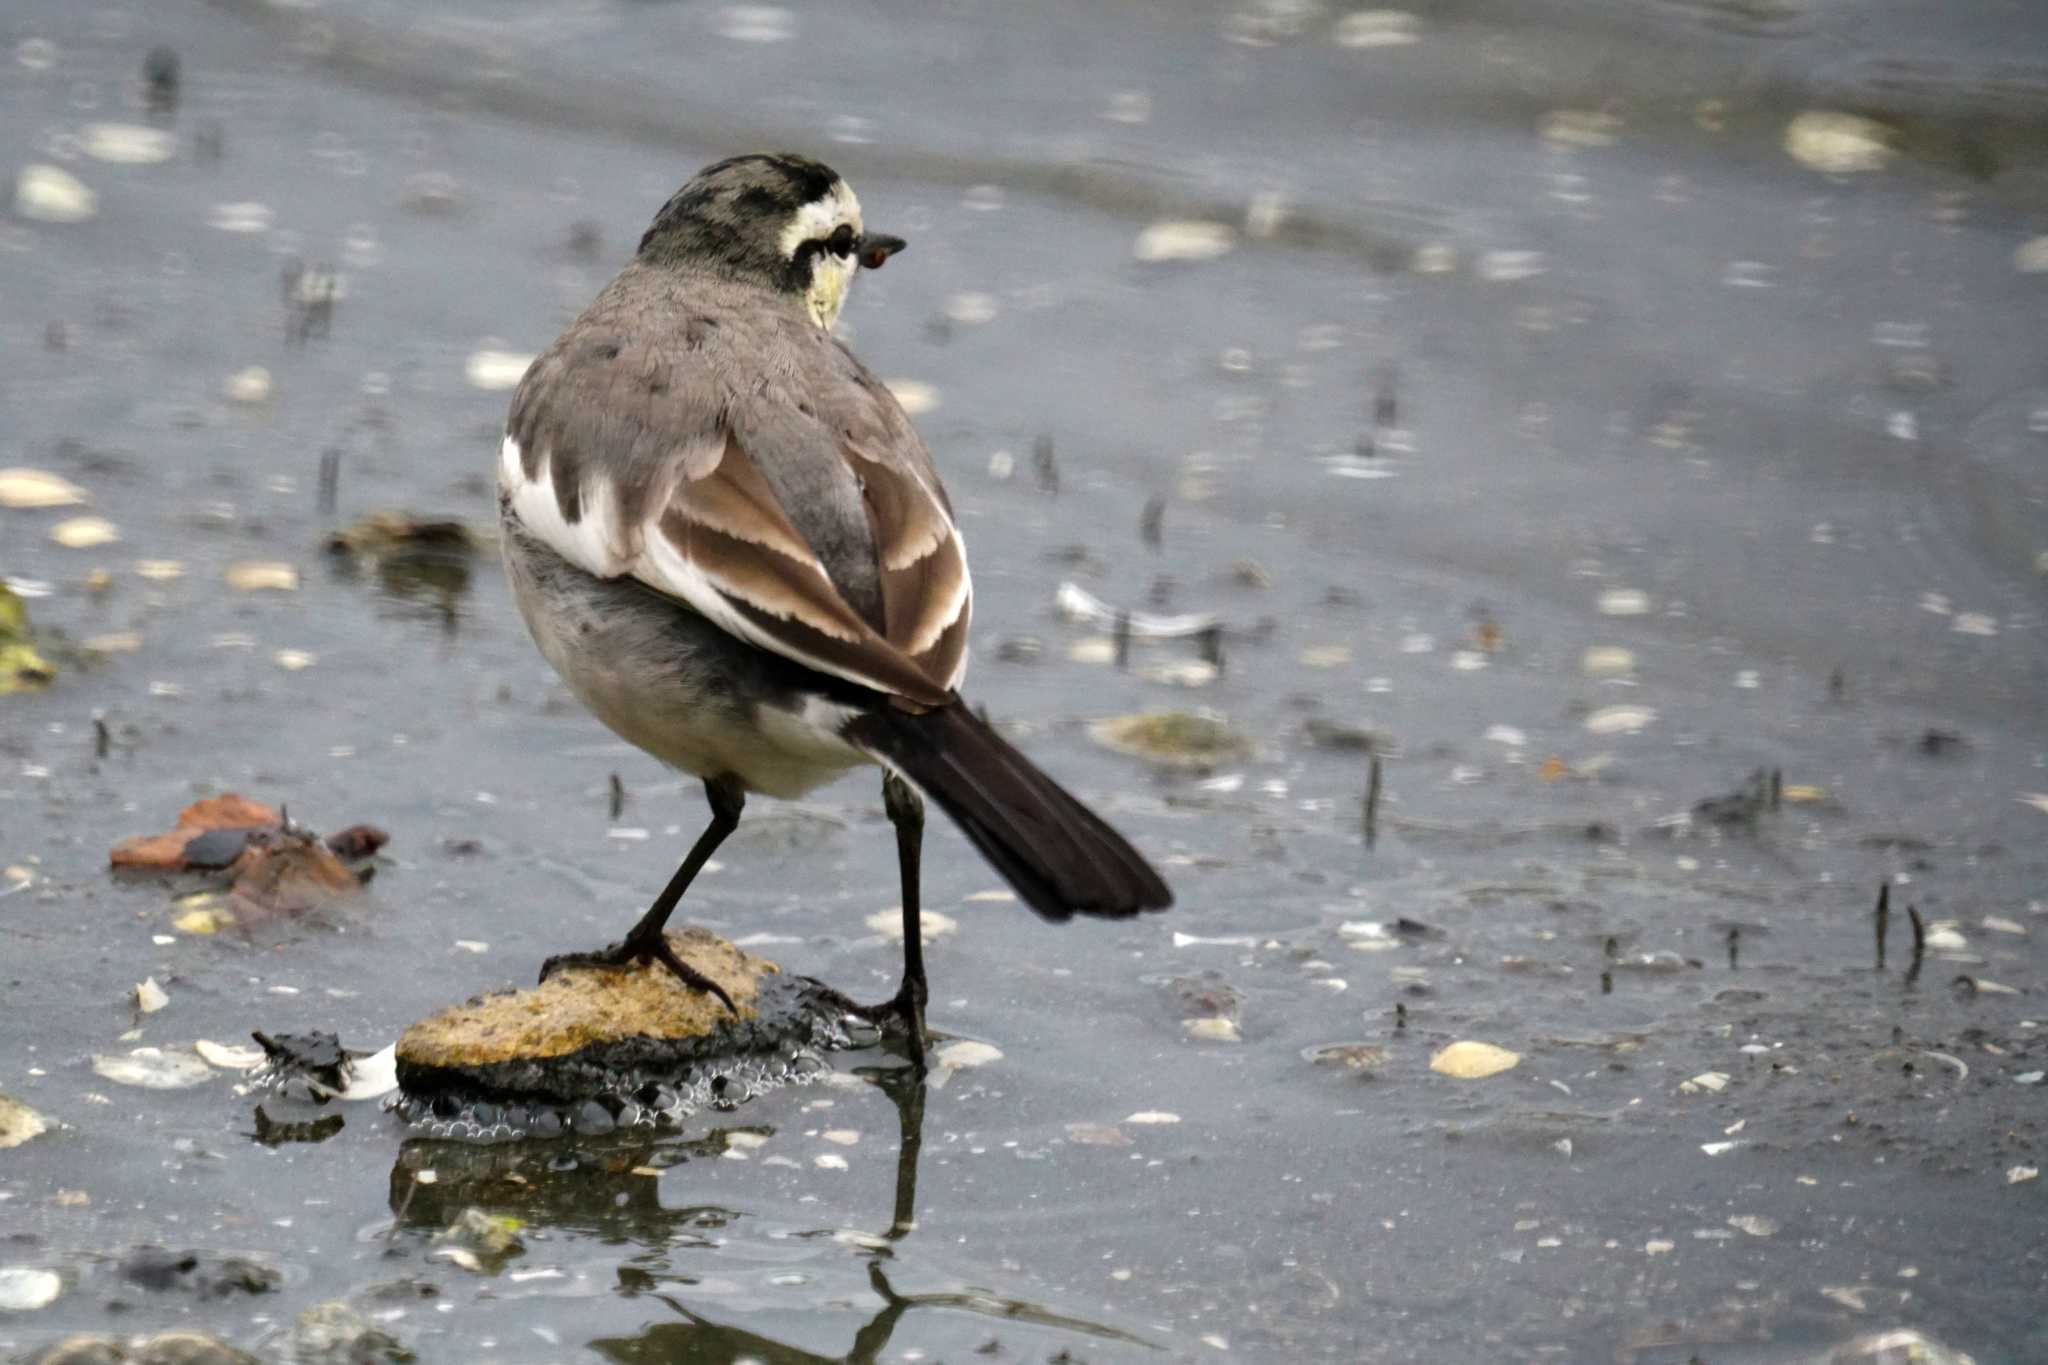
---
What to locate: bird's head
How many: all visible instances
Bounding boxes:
[637,153,906,328]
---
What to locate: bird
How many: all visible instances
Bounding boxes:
[496,152,1172,1065]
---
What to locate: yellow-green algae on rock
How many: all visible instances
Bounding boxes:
[394,928,851,1113]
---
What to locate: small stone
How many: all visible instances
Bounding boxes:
[1727,1214,1777,1237]
[1125,1110,1181,1124]
[2009,1165,2039,1184]
[294,1299,409,1363]
[135,977,169,1013]
[1682,1071,1729,1094]
[15,164,96,223]
[813,1152,848,1171]
[820,1129,859,1146]
[1430,1041,1520,1078]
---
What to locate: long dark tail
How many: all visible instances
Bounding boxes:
[847,703,1172,921]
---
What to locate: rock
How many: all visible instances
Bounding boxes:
[1817,1329,1978,1364]
[291,1300,411,1364]
[0,1093,50,1149]
[431,1207,524,1272]
[1089,711,1251,768]
[15,164,97,223]
[119,1248,280,1299]
[393,928,847,1109]
[26,1332,262,1364]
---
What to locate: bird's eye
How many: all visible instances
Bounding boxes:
[827,223,858,258]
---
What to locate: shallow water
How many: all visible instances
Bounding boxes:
[3,1,2046,1360]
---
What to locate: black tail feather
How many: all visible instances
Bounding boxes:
[847,703,1172,921]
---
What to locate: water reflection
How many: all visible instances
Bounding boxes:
[386,1065,1152,1359]
[324,513,478,634]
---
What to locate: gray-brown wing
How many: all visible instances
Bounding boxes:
[498,273,971,705]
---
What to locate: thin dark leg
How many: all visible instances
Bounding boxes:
[539,774,746,1011]
[866,771,930,1068]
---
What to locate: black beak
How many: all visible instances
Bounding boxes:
[859,233,906,270]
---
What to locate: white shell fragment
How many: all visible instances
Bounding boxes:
[81,123,177,165]
[2009,1165,2039,1185]
[1597,588,1650,615]
[1333,10,1421,48]
[1584,705,1656,735]
[224,561,299,592]
[1134,220,1235,263]
[0,468,88,509]
[48,516,118,549]
[15,164,96,223]
[135,978,169,1014]
[1784,111,1894,174]
[863,908,957,941]
[1581,646,1636,677]
[1183,1017,1242,1043]
[0,1266,62,1312]
[1430,1041,1520,1078]
[465,349,534,391]
[193,1039,265,1070]
[884,379,940,415]
[224,367,273,404]
[92,1047,214,1090]
[333,1044,398,1101]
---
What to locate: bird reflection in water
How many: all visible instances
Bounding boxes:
[387,1065,1153,1361]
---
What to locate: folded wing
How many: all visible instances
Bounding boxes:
[500,276,971,707]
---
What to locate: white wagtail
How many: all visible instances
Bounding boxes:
[497,153,1172,1061]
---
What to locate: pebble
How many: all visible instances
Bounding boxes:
[0,1094,50,1150]
[1184,1017,1242,1043]
[135,977,168,1013]
[224,561,298,592]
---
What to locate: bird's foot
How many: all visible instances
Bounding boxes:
[537,930,737,1014]
[851,982,930,1072]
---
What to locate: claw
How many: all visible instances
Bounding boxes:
[536,934,738,1014]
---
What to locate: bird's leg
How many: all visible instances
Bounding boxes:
[859,771,930,1069]
[539,774,745,1012]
